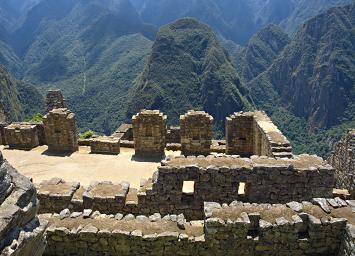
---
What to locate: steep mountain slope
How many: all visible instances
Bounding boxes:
[249,4,354,130]
[127,18,251,132]
[0,65,43,122]
[245,4,355,156]
[235,24,290,82]
[133,0,353,45]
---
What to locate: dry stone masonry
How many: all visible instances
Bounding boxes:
[328,129,355,199]
[0,152,47,256]
[46,89,67,113]
[4,123,39,149]
[90,136,120,154]
[180,111,213,156]
[43,108,78,152]
[132,110,167,157]
[226,111,292,158]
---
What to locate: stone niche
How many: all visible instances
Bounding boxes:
[4,123,39,149]
[46,89,67,113]
[180,110,213,156]
[132,110,167,157]
[43,108,78,152]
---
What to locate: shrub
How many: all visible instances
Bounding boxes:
[79,130,95,139]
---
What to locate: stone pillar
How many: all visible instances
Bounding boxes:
[226,112,254,156]
[180,110,213,156]
[43,108,78,152]
[132,110,167,157]
[46,89,67,113]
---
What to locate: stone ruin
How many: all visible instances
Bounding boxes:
[4,123,39,149]
[132,110,167,157]
[180,111,213,156]
[46,89,67,113]
[226,111,292,158]
[0,152,47,255]
[1,103,355,255]
[43,108,78,152]
[328,129,355,199]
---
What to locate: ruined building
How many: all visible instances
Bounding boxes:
[43,108,78,152]
[132,110,167,157]
[46,90,67,113]
[0,103,354,255]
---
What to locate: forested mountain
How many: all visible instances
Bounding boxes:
[131,0,353,45]
[245,4,355,155]
[0,65,43,122]
[0,0,353,157]
[127,18,251,132]
[235,24,290,82]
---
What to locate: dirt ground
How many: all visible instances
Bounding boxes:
[2,145,179,187]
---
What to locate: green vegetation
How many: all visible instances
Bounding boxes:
[244,4,355,157]
[79,130,95,139]
[127,18,251,131]
[26,113,43,122]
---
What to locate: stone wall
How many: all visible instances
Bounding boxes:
[90,136,120,154]
[42,199,354,256]
[0,152,47,255]
[0,122,8,145]
[180,111,213,156]
[226,111,292,158]
[46,90,67,113]
[339,224,355,256]
[328,130,354,199]
[43,108,78,152]
[4,123,39,149]
[132,110,167,157]
[35,154,335,219]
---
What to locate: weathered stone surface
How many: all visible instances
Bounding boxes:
[286,201,303,212]
[43,108,78,152]
[4,123,39,149]
[180,111,213,156]
[46,89,67,113]
[132,110,167,157]
[312,198,331,213]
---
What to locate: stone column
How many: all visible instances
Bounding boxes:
[180,110,213,156]
[43,108,78,152]
[46,89,67,113]
[132,110,167,157]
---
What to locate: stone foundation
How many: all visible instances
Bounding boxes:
[4,123,39,149]
[180,111,213,156]
[132,110,167,157]
[90,136,120,154]
[328,129,354,199]
[43,108,78,152]
[46,89,67,113]
[226,111,292,158]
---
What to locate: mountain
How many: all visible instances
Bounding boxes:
[245,4,355,156]
[0,65,43,122]
[235,24,290,82]
[133,0,353,45]
[127,18,251,133]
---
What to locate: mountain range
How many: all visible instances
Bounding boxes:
[0,0,353,157]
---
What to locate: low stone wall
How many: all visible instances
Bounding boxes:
[0,122,8,145]
[35,154,335,219]
[4,123,39,149]
[0,152,47,255]
[328,129,354,199]
[113,123,133,141]
[42,199,354,256]
[90,136,120,154]
[37,178,80,213]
